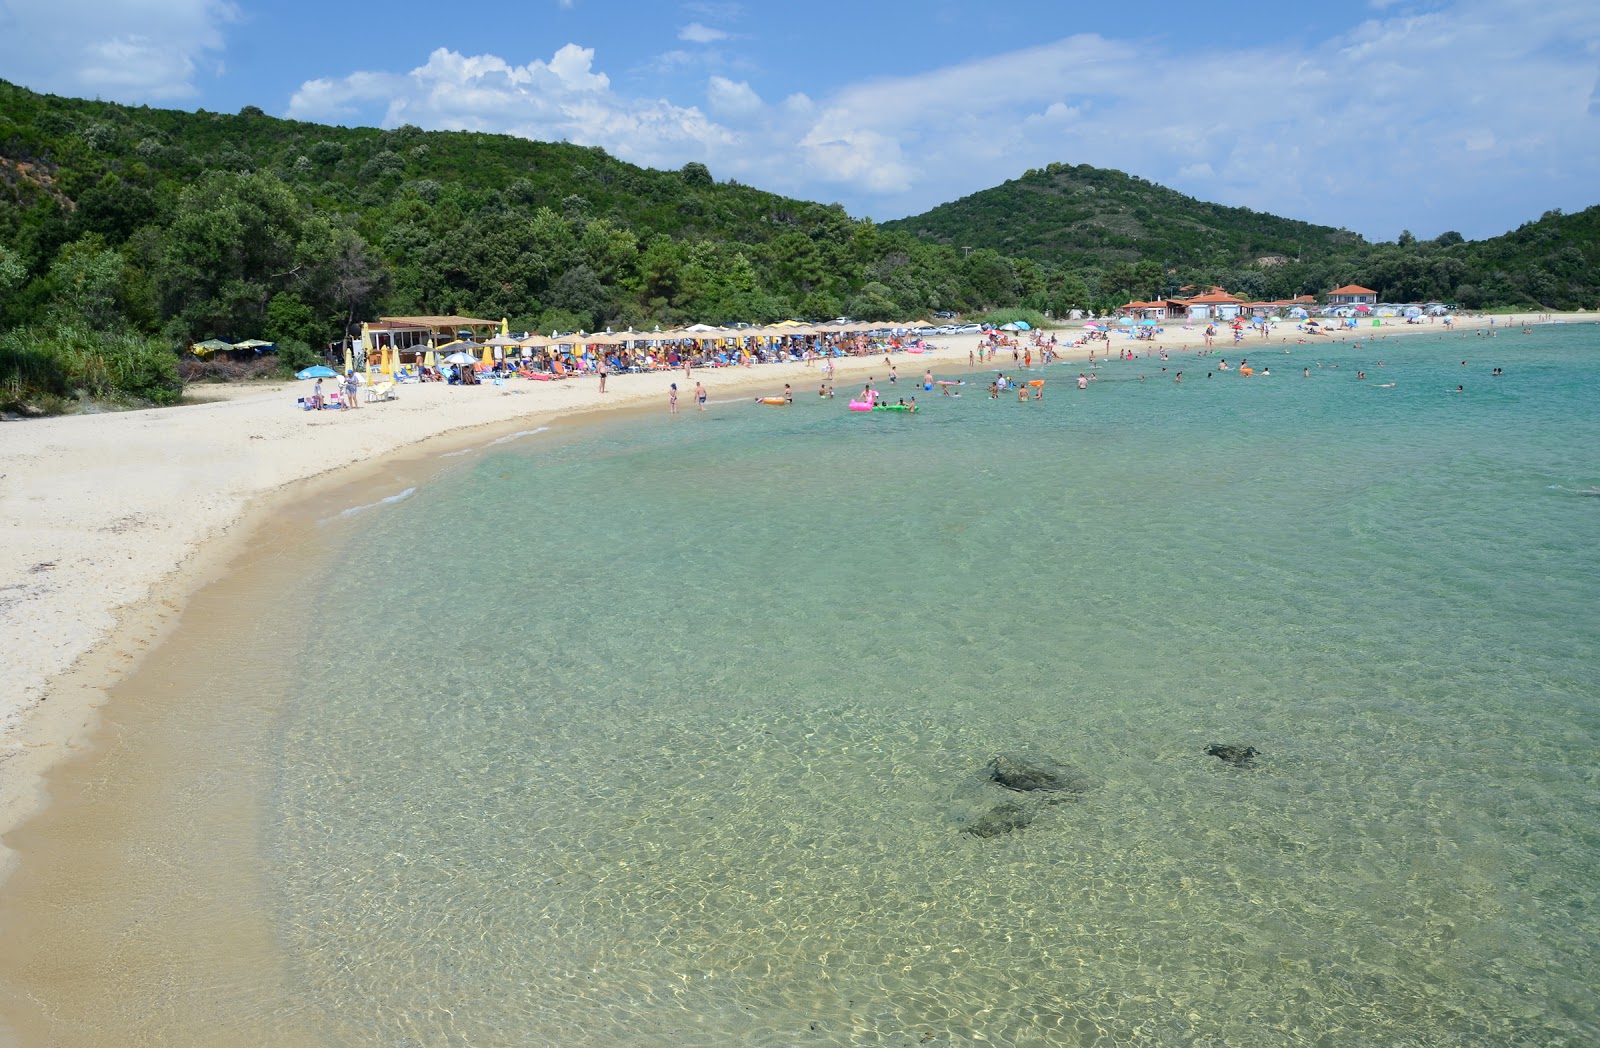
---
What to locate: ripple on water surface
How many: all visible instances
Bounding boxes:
[267,331,1600,1046]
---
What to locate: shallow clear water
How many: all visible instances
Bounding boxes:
[271,329,1600,1046]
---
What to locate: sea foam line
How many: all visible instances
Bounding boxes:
[486,426,551,447]
[323,486,418,523]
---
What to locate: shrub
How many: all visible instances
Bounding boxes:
[275,339,321,377]
[0,325,182,412]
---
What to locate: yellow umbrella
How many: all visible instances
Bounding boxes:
[500,317,510,338]
[480,343,493,368]
[425,349,436,368]
[343,346,354,374]
[380,346,393,376]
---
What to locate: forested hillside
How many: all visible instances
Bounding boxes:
[882,162,1366,269]
[0,78,1594,412]
[886,162,1600,313]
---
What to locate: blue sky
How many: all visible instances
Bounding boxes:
[3,0,1597,241]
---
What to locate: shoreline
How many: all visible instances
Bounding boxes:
[0,313,1578,861]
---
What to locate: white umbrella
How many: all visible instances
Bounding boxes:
[443,351,477,365]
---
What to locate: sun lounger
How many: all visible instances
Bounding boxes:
[366,381,398,402]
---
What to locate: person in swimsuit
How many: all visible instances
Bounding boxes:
[669,383,678,414]
[695,381,707,410]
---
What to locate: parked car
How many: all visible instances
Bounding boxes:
[933,311,958,319]
[955,323,982,334]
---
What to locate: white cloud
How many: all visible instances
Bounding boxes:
[755,0,1600,237]
[0,0,237,101]
[282,0,1600,239]
[706,76,761,118]
[289,45,734,169]
[678,22,728,44]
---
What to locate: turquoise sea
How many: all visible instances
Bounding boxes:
[268,328,1598,1046]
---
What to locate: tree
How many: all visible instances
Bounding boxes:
[1398,229,1417,247]
[680,162,713,187]
[0,244,26,304]
[48,236,125,329]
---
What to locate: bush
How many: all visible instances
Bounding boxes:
[974,307,1053,330]
[275,339,321,377]
[0,325,182,413]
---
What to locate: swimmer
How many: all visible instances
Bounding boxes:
[1452,385,1464,393]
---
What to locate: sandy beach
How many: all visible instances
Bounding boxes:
[0,314,1562,856]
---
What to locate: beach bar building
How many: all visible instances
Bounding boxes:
[1325,285,1378,306]
[366,315,498,364]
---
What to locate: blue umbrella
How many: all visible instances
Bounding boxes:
[296,365,338,379]
[1139,318,1158,326]
[1015,321,1031,330]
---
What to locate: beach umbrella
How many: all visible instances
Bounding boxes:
[1139,318,1158,327]
[232,338,275,351]
[443,351,476,365]
[343,346,354,373]
[1015,321,1031,330]
[999,322,1019,331]
[1117,318,1134,326]
[296,365,338,380]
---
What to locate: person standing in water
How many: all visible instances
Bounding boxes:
[695,381,707,410]
[669,383,678,414]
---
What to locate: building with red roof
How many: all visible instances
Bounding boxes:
[1184,290,1247,321]
[1326,285,1378,306]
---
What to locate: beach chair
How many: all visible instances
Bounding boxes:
[366,381,398,403]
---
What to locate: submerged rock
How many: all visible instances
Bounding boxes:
[1206,743,1260,767]
[963,802,1034,838]
[987,753,1093,795]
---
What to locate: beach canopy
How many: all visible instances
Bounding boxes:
[231,338,276,350]
[296,365,338,379]
[1015,321,1031,330]
[190,338,234,356]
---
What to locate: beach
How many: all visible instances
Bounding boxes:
[6,315,1593,1043]
[0,314,1557,851]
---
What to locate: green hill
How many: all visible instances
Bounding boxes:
[881,162,1367,269]
[0,78,1595,412]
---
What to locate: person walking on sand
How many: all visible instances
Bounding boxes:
[669,383,678,414]
[695,381,707,410]
[598,359,608,393]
